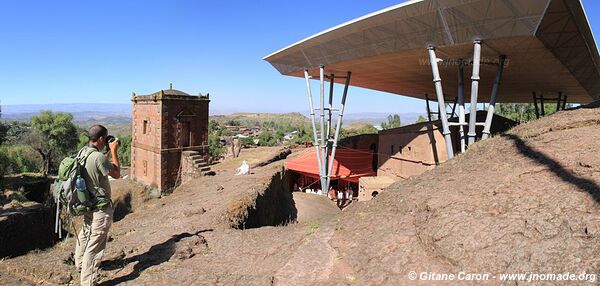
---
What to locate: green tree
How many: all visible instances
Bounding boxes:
[290,125,313,145]
[208,133,225,163]
[225,119,241,126]
[257,131,279,146]
[340,124,378,139]
[381,114,401,130]
[4,121,30,144]
[240,137,255,147]
[416,115,427,123]
[3,145,40,173]
[0,122,9,185]
[28,111,79,175]
[77,131,89,149]
[0,122,8,145]
[117,135,132,166]
[209,120,220,132]
[494,103,570,123]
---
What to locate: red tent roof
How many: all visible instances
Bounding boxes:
[284,148,376,183]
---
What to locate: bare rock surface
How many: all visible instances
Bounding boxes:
[1,105,600,285]
[329,104,600,285]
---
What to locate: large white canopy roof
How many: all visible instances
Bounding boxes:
[264,0,600,103]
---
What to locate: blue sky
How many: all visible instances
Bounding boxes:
[0,0,598,114]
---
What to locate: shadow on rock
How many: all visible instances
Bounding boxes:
[504,133,600,203]
[112,192,132,222]
[99,229,213,285]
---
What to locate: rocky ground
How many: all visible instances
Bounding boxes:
[1,104,600,285]
[0,146,342,285]
[329,104,600,285]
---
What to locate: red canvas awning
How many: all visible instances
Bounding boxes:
[285,148,376,183]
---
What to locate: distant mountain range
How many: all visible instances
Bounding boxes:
[2,103,131,123]
[342,112,425,126]
[1,103,426,126]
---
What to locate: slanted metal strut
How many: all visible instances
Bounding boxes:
[326,72,352,191]
[481,55,506,140]
[319,66,327,191]
[427,46,454,159]
[304,67,352,193]
[304,70,325,190]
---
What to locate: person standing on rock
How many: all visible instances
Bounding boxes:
[74,125,121,286]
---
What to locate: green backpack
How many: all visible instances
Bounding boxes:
[53,147,96,238]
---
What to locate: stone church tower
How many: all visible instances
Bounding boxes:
[130,85,210,191]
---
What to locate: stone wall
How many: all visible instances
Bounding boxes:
[131,101,162,188]
[161,99,209,150]
[131,94,210,191]
[377,113,517,179]
[160,99,209,191]
[377,122,448,178]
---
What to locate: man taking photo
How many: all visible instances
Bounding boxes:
[74,125,121,286]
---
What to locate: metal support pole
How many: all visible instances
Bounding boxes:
[457,60,466,153]
[326,72,352,191]
[319,66,327,191]
[533,92,540,119]
[482,55,506,140]
[327,74,334,140]
[562,95,567,110]
[425,94,433,122]
[304,70,324,190]
[467,40,482,145]
[556,92,562,112]
[450,98,457,118]
[427,46,454,159]
[324,73,334,187]
[540,95,545,116]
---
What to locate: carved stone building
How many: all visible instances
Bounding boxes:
[130,86,210,191]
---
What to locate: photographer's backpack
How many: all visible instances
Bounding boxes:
[53,147,96,238]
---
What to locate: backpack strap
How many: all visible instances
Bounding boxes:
[77,146,111,210]
[76,147,97,166]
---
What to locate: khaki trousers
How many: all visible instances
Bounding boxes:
[75,206,113,286]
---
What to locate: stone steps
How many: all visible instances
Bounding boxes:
[182,150,211,175]
[197,166,211,173]
[189,154,204,161]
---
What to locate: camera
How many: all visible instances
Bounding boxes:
[105,135,119,151]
